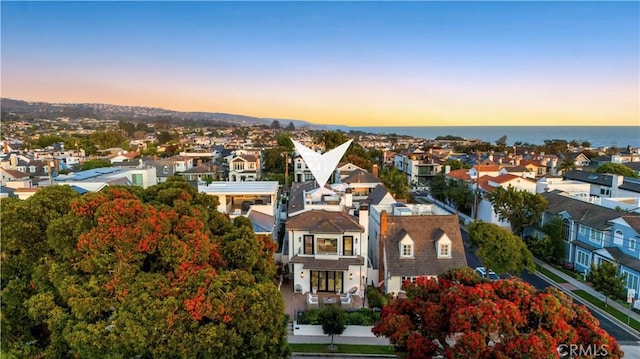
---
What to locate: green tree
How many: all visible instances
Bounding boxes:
[90,130,129,150]
[271,120,281,129]
[80,159,112,171]
[486,185,548,235]
[441,159,471,172]
[276,133,294,151]
[285,122,295,131]
[468,221,535,275]
[557,157,577,174]
[318,305,347,351]
[540,217,566,263]
[587,262,627,309]
[596,163,639,178]
[156,131,174,145]
[2,179,288,358]
[380,167,410,199]
[1,186,79,357]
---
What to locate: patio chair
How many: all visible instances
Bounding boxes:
[307,293,319,309]
[340,292,352,306]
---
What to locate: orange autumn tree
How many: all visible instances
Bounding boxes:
[373,268,623,359]
[9,177,288,358]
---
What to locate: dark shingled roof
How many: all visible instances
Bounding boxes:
[562,170,613,187]
[383,215,467,277]
[289,255,365,270]
[619,180,640,194]
[541,190,620,230]
[286,210,364,233]
[603,247,640,272]
[571,240,599,252]
[287,181,317,214]
[621,215,640,233]
[342,169,381,184]
[365,184,391,205]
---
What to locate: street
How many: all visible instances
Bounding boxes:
[460,228,639,344]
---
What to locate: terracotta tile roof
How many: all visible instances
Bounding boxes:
[477,164,500,172]
[383,215,467,277]
[490,174,523,184]
[447,169,471,181]
[520,159,545,168]
[286,210,364,233]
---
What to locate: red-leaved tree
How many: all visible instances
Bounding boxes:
[373,268,623,359]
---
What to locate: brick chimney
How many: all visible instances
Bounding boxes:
[372,164,379,178]
[378,210,388,284]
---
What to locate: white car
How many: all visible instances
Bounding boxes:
[474,267,500,282]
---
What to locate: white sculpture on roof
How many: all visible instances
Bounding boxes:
[292,139,353,189]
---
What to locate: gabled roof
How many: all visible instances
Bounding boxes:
[365,184,391,205]
[232,154,257,162]
[383,215,467,277]
[541,190,620,230]
[342,169,381,184]
[182,164,215,174]
[620,215,640,233]
[624,162,640,171]
[602,247,640,272]
[286,210,363,233]
[1,168,29,178]
[447,168,471,181]
[501,166,530,173]
[519,160,545,168]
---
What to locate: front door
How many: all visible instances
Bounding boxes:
[311,271,343,293]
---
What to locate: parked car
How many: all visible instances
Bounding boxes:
[474,267,500,282]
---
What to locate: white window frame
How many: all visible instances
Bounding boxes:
[578,224,586,236]
[614,230,624,246]
[624,270,639,296]
[402,244,413,258]
[630,238,637,251]
[438,244,451,258]
[589,229,602,244]
[576,250,590,268]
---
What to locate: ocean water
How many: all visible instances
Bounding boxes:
[329,126,640,149]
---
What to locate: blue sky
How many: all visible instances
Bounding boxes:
[2,1,638,126]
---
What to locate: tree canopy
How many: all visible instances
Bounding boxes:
[468,221,535,275]
[596,163,639,178]
[318,305,347,350]
[486,185,548,235]
[587,262,626,309]
[373,268,622,359]
[1,178,289,358]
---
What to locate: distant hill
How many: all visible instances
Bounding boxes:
[1,98,322,129]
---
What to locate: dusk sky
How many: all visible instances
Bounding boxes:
[1,1,638,127]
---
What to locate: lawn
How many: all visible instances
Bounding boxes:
[537,266,568,284]
[289,343,395,355]
[572,290,640,332]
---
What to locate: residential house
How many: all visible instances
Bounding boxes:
[334,162,367,182]
[539,190,640,301]
[0,168,29,186]
[393,149,442,187]
[562,170,640,199]
[379,212,468,295]
[54,166,157,190]
[519,159,548,178]
[180,164,220,182]
[198,180,279,218]
[284,209,368,295]
[498,166,535,179]
[228,154,260,182]
[340,169,382,202]
[293,154,315,183]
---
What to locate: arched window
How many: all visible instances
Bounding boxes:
[614,230,624,246]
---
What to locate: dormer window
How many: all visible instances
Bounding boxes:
[435,231,452,259]
[399,232,414,258]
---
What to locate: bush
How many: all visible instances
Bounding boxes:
[367,286,388,309]
[297,308,320,325]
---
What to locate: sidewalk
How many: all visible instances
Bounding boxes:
[535,258,640,325]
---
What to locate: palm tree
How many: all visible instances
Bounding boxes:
[556,157,576,174]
